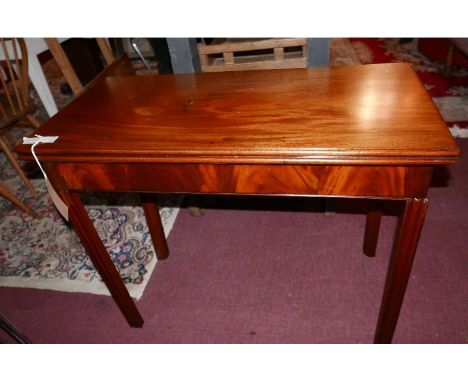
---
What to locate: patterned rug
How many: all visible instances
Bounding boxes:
[349,38,468,137]
[0,53,179,300]
[0,143,181,299]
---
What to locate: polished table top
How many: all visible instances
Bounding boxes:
[17,63,459,165]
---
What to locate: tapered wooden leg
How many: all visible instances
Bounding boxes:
[141,194,169,260]
[188,206,204,217]
[0,181,39,218]
[374,198,428,343]
[45,38,83,95]
[0,312,32,344]
[26,114,41,129]
[66,192,143,327]
[444,42,454,78]
[323,198,336,216]
[186,195,204,217]
[0,136,37,197]
[363,209,382,257]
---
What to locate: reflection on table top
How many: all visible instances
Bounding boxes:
[17,63,459,165]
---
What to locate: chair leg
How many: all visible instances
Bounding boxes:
[45,38,83,96]
[0,181,39,218]
[0,136,37,197]
[26,114,41,129]
[444,42,454,78]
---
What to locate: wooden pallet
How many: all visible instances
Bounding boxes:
[197,38,307,72]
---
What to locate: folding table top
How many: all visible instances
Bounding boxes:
[16,63,459,165]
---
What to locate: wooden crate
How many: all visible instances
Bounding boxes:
[197,38,307,72]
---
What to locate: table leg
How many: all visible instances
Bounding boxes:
[374,198,428,343]
[141,194,169,260]
[66,192,144,327]
[363,209,382,257]
[188,206,205,217]
[0,312,32,344]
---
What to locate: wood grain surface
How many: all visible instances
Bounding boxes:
[16,63,459,165]
[47,162,433,198]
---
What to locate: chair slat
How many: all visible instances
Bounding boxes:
[96,38,114,66]
[0,62,9,119]
[223,52,234,65]
[45,38,83,96]
[0,37,38,199]
[274,47,284,60]
[12,39,26,105]
[0,39,24,111]
[0,93,8,119]
[0,40,18,115]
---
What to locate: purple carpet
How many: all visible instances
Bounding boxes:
[0,140,466,344]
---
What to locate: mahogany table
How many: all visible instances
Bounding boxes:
[16,63,459,343]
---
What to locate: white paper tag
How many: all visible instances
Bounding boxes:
[45,179,69,221]
[23,135,69,221]
[23,135,59,144]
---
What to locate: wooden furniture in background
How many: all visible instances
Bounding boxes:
[44,38,83,95]
[44,38,135,96]
[96,38,115,66]
[60,39,105,87]
[0,181,38,218]
[16,63,459,343]
[197,38,307,72]
[444,38,468,77]
[0,38,70,118]
[0,38,39,214]
[167,38,330,74]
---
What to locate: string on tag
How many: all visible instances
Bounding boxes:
[31,140,48,180]
[24,135,69,221]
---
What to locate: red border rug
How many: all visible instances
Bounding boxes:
[349,38,468,135]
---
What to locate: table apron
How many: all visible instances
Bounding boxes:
[47,162,433,199]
